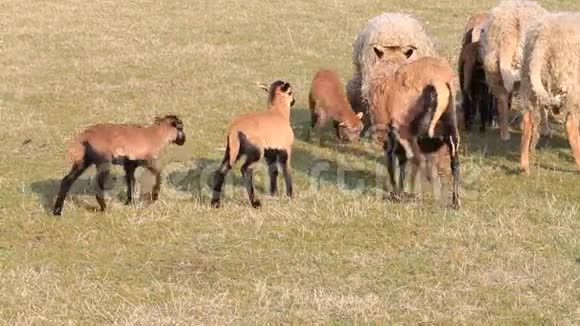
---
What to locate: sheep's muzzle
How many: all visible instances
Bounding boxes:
[175,130,186,145]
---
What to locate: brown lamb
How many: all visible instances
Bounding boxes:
[308,69,364,143]
[211,81,295,208]
[53,115,186,216]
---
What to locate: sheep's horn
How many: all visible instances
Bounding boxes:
[256,82,269,92]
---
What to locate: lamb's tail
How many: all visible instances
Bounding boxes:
[227,131,241,167]
[66,136,86,165]
[427,82,452,137]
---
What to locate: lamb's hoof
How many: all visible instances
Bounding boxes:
[210,199,220,208]
[450,202,461,210]
[52,207,62,216]
[251,200,262,208]
[520,167,530,176]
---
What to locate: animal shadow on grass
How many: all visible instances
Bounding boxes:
[291,146,384,197]
[29,167,174,214]
[164,158,268,204]
[461,126,574,175]
[290,107,393,196]
[30,174,124,214]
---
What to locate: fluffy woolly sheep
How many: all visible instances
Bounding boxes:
[366,54,460,207]
[309,69,364,142]
[346,13,437,130]
[519,12,580,174]
[211,81,295,208]
[52,115,186,216]
[481,0,547,140]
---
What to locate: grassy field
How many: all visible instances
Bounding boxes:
[1,0,579,323]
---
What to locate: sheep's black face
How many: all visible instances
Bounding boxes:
[268,80,295,106]
[174,129,186,145]
[172,121,186,145]
[158,115,186,146]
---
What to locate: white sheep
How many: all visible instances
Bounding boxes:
[346,13,437,127]
[519,12,580,174]
[480,0,547,141]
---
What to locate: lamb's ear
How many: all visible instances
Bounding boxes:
[402,45,417,59]
[256,82,269,92]
[356,112,364,120]
[373,46,384,59]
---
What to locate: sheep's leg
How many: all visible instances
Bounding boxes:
[385,128,399,199]
[211,158,232,208]
[264,150,279,196]
[424,154,442,201]
[308,111,326,143]
[519,110,536,175]
[490,94,497,126]
[478,87,491,133]
[409,159,420,194]
[279,150,293,198]
[144,160,161,201]
[479,84,490,133]
[397,153,408,196]
[95,163,110,212]
[447,135,460,209]
[463,93,473,132]
[539,107,551,136]
[565,113,580,171]
[333,120,341,140]
[241,155,261,208]
[52,160,91,216]
[497,92,511,141]
[123,161,138,205]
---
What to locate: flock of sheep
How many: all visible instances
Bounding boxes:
[52,0,580,215]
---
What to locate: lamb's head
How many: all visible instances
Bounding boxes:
[258,80,296,107]
[338,112,364,143]
[155,115,186,145]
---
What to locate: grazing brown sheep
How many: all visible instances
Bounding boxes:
[308,69,364,143]
[519,12,580,174]
[211,81,295,208]
[53,115,186,216]
[367,54,460,207]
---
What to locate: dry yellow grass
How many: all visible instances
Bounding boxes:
[0,0,579,323]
